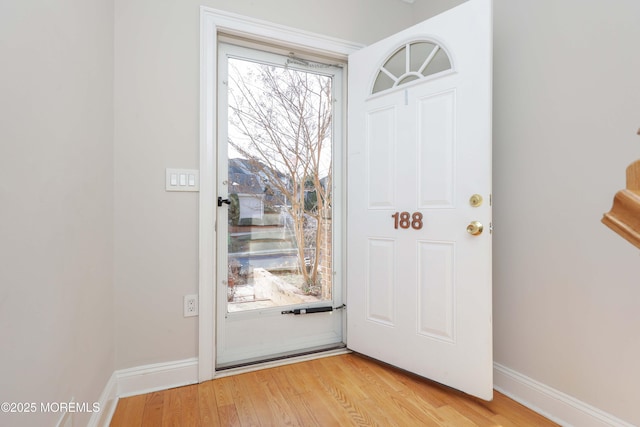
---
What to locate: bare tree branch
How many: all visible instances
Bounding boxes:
[227,59,333,293]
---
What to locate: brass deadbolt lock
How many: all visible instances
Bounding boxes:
[469,194,483,207]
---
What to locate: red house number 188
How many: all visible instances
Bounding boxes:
[391,212,423,230]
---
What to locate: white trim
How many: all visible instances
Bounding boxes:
[90,357,636,427]
[200,7,362,59]
[55,411,72,427]
[198,6,217,384]
[198,7,362,383]
[89,359,197,426]
[87,372,118,427]
[93,352,350,426]
[116,358,199,398]
[494,363,635,427]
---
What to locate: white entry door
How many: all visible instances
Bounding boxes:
[347,0,493,400]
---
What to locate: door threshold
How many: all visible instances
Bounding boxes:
[214,344,349,378]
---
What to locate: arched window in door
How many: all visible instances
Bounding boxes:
[372,41,452,94]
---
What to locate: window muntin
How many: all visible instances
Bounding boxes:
[372,41,452,94]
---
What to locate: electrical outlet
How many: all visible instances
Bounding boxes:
[184,294,198,317]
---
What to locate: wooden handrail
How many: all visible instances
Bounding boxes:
[627,158,640,191]
[602,159,640,249]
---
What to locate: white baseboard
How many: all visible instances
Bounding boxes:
[91,357,636,427]
[87,372,118,427]
[494,363,635,427]
[90,352,348,426]
[88,358,198,426]
[116,357,199,398]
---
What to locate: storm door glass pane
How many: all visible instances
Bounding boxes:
[225,57,333,312]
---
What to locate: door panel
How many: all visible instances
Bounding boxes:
[417,240,455,343]
[366,238,396,326]
[418,90,455,208]
[366,106,397,209]
[347,0,493,400]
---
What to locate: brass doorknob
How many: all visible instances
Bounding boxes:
[466,221,483,236]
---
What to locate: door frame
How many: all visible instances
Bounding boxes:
[198,7,362,382]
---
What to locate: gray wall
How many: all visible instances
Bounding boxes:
[0,0,115,426]
[113,0,416,368]
[1,0,639,426]
[419,0,640,424]
[492,1,640,424]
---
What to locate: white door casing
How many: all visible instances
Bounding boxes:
[346,0,493,400]
[198,7,361,381]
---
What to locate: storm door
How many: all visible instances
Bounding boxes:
[216,43,345,367]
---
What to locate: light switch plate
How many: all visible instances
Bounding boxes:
[166,168,199,192]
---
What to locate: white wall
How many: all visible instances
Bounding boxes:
[0,0,115,426]
[420,1,640,425]
[492,1,640,424]
[113,0,415,369]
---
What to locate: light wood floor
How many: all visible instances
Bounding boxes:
[110,353,558,426]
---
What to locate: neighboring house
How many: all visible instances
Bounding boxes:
[226,157,319,277]
[228,157,287,210]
